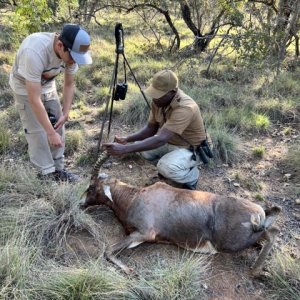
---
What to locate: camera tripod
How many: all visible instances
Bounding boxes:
[95,23,151,157]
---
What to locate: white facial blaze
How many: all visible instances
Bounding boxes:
[103,185,113,202]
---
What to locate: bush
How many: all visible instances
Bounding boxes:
[268,246,300,300]
[252,113,270,132]
[0,122,10,154]
[252,145,265,159]
[209,126,240,164]
[65,130,85,156]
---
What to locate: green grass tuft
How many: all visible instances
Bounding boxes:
[129,253,209,300]
[252,113,270,132]
[65,129,85,156]
[31,262,129,300]
[252,145,265,159]
[209,126,240,163]
[268,246,300,300]
[0,122,10,154]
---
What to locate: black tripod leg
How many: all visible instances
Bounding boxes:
[123,54,151,109]
[108,54,119,137]
[96,54,119,157]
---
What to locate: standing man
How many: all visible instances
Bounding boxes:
[9,24,92,182]
[103,69,210,190]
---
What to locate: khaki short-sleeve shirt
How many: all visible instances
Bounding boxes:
[148,89,207,146]
[9,32,78,95]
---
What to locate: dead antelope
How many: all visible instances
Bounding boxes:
[81,151,281,276]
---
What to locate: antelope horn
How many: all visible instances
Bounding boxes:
[91,150,110,180]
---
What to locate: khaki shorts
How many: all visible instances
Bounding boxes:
[14,91,65,175]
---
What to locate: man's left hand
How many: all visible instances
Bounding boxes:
[102,142,127,156]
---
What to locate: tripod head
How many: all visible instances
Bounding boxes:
[115,23,124,54]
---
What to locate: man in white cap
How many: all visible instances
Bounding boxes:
[10,24,92,182]
[103,69,210,190]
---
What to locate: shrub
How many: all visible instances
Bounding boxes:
[252,145,265,159]
[268,246,300,300]
[65,130,85,156]
[252,113,270,132]
[0,123,10,154]
[129,253,209,300]
[209,126,240,164]
[0,71,9,89]
[118,93,150,126]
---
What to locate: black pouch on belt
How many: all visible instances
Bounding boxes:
[200,140,214,158]
[196,140,214,164]
[196,146,209,164]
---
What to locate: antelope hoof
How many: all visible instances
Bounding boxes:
[251,269,271,279]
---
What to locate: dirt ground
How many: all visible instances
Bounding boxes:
[66,119,300,299]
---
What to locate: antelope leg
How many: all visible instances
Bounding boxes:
[251,226,279,277]
[105,231,151,274]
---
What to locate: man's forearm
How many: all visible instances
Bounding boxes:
[62,81,75,117]
[125,135,166,152]
[126,123,158,142]
[26,81,56,135]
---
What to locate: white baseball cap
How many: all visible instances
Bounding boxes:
[59,24,92,65]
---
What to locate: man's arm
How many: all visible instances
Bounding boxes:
[103,127,176,156]
[26,80,63,147]
[119,122,159,143]
[55,71,75,129]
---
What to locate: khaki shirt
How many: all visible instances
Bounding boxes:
[148,89,207,146]
[9,32,78,95]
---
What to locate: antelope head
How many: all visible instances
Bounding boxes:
[80,150,111,209]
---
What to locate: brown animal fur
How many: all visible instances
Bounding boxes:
[81,174,281,276]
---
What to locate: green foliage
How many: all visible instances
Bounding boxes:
[255,97,295,122]
[76,152,95,167]
[10,0,51,45]
[31,264,129,300]
[0,71,9,89]
[129,253,208,300]
[252,145,265,159]
[232,29,272,62]
[0,122,10,154]
[51,0,78,23]
[65,129,85,156]
[118,92,150,126]
[268,246,300,300]
[252,113,270,131]
[255,193,264,201]
[209,126,240,163]
[0,238,39,299]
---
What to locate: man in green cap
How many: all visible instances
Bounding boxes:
[103,69,209,190]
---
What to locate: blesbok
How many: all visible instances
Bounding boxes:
[81,151,281,275]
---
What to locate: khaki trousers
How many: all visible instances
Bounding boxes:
[14,91,65,175]
[140,144,201,185]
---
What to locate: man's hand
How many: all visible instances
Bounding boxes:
[54,114,68,130]
[102,142,127,156]
[114,136,128,144]
[48,132,63,147]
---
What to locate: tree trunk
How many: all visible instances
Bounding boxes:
[178,0,221,52]
[272,0,300,67]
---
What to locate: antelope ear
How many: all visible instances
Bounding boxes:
[103,185,113,202]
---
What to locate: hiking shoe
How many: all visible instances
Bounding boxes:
[53,169,80,183]
[182,181,198,190]
[38,170,79,183]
